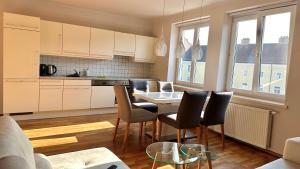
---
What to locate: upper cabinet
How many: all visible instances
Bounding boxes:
[40,20,63,55]
[114,32,136,57]
[3,12,40,31]
[90,28,114,60]
[62,24,90,57]
[135,35,156,63]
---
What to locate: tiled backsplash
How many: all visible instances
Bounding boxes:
[40,55,155,78]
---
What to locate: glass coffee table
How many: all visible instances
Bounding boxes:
[146,142,217,169]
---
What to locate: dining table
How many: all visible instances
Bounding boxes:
[133,91,196,141]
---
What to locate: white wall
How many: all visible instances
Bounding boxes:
[151,0,300,154]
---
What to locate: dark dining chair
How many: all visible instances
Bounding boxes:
[200,91,233,149]
[113,85,157,145]
[157,91,209,143]
[128,80,158,113]
[157,81,174,92]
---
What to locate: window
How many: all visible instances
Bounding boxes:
[228,6,295,100]
[177,23,210,87]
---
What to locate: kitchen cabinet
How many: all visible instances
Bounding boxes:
[39,80,63,112]
[62,24,90,57]
[63,80,91,110]
[135,35,156,63]
[90,28,114,60]
[40,20,63,55]
[91,86,115,108]
[3,12,40,31]
[3,28,40,79]
[3,79,39,114]
[114,32,136,57]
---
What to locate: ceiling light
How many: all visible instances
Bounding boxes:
[176,0,187,59]
[192,0,205,62]
[155,0,168,57]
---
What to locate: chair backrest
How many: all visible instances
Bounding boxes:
[157,81,174,92]
[114,85,132,122]
[128,80,149,102]
[176,91,209,128]
[201,91,233,126]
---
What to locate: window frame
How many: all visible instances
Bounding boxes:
[226,5,296,103]
[175,20,210,88]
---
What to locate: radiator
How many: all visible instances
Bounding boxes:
[210,103,273,149]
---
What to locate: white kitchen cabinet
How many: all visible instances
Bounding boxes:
[90,28,114,60]
[3,28,40,79]
[135,35,156,63]
[3,79,39,114]
[39,80,63,112]
[114,32,136,57]
[3,12,40,31]
[62,24,90,57]
[63,85,92,110]
[91,86,115,108]
[40,20,63,55]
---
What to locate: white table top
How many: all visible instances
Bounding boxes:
[133,92,184,104]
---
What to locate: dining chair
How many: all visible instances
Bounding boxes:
[200,91,233,149]
[113,85,157,145]
[157,81,174,92]
[128,80,158,113]
[157,91,209,144]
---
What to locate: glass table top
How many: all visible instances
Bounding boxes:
[134,92,184,104]
[146,142,217,165]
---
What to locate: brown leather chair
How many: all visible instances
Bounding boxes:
[113,85,157,145]
[157,91,209,143]
[157,81,174,92]
[200,91,233,149]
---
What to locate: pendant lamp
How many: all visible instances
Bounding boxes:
[176,0,187,58]
[192,0,205,62]
[155,0,168,57]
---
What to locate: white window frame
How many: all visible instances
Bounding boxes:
[226,5,296,103]
[175,20,210,88]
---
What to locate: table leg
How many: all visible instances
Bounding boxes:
[197,161,202,169]
[151,160,157,169]
[206,151,212,169]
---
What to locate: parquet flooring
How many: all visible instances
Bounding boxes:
[17,113,278,169]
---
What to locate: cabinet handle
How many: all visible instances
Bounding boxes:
[63,50,88,55]
[6,80,38,83]
[64,88,90,90]
[5,23,39,30]
[40,87,62,90]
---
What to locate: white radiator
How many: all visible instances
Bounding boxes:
[211,103,273,149]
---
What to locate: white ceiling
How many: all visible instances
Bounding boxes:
[47,0,223,19]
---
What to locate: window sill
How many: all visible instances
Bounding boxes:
[173,84,204,92]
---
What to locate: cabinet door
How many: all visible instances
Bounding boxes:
[39,86,63,112]
[63,86,91,110]
[114,32,135,56]
[3,12,40,31]
[3,79,39,114]
[62,24,90,57]
[3,28,40,79]
[135,35,156,63]
[91,86,115,108]
[90,28,114,60]
[40,20,63,55]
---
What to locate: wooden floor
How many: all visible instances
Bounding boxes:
[17,113,278,169]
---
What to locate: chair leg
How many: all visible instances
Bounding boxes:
[182,129,186,143]
[139,122,143,139]
[204,126,209,148]
[152,120,156,143]
[157,120,162,141]
[196,127,201,144]
[221,124,225,149]
[113,117,120,142]
[123,122,130,145]
[177,129,181,144]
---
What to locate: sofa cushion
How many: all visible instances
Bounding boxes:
[48,148,129,169]
[34,154,53,169]
[0,156,31,169]
[0,116,36,169]
[283,137,300,164]
[256,158,300,169]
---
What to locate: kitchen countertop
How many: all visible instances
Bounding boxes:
[39,76,158,81]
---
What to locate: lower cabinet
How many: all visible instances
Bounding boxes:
[39,86,63,112]
[3,79,39,114]
[91,86,115,108]
[63,86,92,110]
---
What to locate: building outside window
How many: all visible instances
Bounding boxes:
[228,6,295,101]
[176,22,210,87]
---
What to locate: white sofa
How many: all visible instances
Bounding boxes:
[257,137,300,169]
[0,116,130,169]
